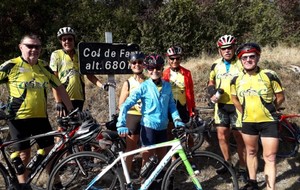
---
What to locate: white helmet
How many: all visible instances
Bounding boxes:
[57,27,76,39]
[166,46,183,57]
[217,35,237,48]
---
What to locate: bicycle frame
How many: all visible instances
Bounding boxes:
[279,113,300,143]
[86,137,202,190]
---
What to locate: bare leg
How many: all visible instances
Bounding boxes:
[217,126,231,162]
[261,137,278,190]
[242,134,259,180]
[125,134,139,172]
[232,130,247,168]
[18,148,31,183]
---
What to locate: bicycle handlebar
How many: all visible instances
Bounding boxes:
[57,108,93,128]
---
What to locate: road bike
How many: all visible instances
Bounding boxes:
[0,108,103,190]
[47,127,239,190]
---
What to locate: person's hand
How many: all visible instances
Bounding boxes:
[102,82,116,91]
[117,126,129,137]
[56,102,67,117]
[174,120,185,128]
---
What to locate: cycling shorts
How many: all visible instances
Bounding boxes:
[8,118,54,151]
[126,114,142,135]
[168,101,190,123]
[71,100,84,111]
[140,125,167,146]
[242,121,278,138]
[215,103,241,129]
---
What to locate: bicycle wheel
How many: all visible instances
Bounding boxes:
[162,151,239,190]
[0,164,9,189]
[47,151,125,190]
[277,122,299,158]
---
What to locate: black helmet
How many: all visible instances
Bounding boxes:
[143,54,164,69]
[236,43,261,59]
[73,119,101,144]
[129,51,145,63]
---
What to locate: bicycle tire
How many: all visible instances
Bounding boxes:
[47,151,125,190]
[162,151,239,190]
[0,163,9,189]
[277,121,299,158]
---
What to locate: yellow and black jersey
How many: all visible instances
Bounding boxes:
[49,49,85,101]
[0,56,62,119]
[230,67,284,122]
[209,58,243,104]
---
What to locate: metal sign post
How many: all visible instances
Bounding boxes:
[105,32,116,120]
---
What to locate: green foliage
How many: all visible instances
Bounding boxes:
[0,0,300,62]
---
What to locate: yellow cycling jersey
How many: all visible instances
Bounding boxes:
[0,56,62,119]
[169,69,186,105]
[230,68,284,122]
[49,49,85,101]
[209,58,243,104]
[127,76,143,115]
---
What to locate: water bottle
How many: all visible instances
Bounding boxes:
[140,155,158,178]
[26,149,45,171]
[10,151,25,175]
[211,88,224,103]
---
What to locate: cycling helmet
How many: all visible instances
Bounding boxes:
[73,119,101,144]
[236,42,261,59]
[217,35,237,48]
[129,51,145,63]
[57,27,76,39]
[143,54,165,69]
[166,46,183,57]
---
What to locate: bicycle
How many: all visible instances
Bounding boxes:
[229,109,300,158]
[186,112,215,152]
[0,108,104,190]
[47,127,239,190]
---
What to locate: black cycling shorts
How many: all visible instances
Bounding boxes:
[126,114,142,135]
[216,103,239,128]
[242,121,279,138]
[140,126,167,146]
[168,101,190,123]
[8,118,54,151]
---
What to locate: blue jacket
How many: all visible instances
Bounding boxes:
[117,79,181,130]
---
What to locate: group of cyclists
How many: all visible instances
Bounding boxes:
[0,26,285,190]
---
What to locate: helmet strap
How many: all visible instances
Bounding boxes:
[152,78,162,86]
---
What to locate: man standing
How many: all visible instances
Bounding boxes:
[231,43,285,190]
[207,35,247,181]
[50,27,113,116]
[0,34,73,189]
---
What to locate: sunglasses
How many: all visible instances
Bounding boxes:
[169,57,181,61]
[61,37,74,42]
[220,46,233,50]
[23,44,42,49]
[241,55,256,61]
[147,66,163,71]
[131,60,143,65]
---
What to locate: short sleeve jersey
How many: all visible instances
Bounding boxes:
[209,58,243,104]
[230,68,284,122]
[0,56,62,119]
[49,49,85,101]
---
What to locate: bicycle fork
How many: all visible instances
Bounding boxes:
[178,149,203,190]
